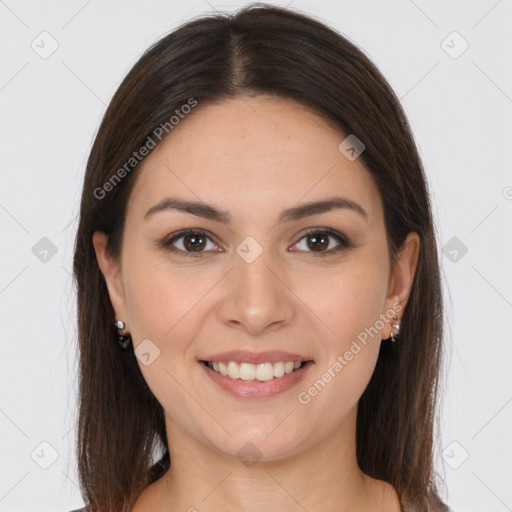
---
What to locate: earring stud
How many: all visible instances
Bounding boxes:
[389,315,400,343]
[114,320,131,349]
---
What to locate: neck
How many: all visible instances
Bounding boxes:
[139,407,398,512]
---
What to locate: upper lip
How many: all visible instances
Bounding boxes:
[199,350,313,365]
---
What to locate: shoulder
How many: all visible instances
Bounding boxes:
[427,491,452,512]
[365,476,401,511]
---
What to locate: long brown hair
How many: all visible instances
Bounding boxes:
[73,4,448,510]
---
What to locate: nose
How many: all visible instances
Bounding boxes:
[218,248,295,336]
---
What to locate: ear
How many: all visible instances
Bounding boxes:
[382,231,420,337]
[92,231,129,324]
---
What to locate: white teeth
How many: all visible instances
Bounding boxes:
[219,361,228,376]
[273,361,285,377]
[227,361,239,379]
[239,362,256,381]
[206,360,305,381]
[256,363,274,381]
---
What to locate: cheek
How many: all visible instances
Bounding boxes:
[295,269,385,430]
[121,255,214,410]
[124,261,209,348]
[302,256,388,348]
[303,257,386,390]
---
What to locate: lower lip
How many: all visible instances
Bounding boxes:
[199,361,314,399]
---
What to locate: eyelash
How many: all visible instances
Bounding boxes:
[161,227,354,258]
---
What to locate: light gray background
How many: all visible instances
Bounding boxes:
[1,1,511,511]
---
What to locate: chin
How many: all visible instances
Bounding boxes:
[201,421,311,463]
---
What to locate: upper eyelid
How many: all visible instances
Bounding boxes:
[164,228,215,245]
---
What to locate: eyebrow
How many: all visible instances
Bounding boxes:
[143,196,368,224]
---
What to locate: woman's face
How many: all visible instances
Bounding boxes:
[94,95,418,462]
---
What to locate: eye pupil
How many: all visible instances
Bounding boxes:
[184,234,206,251]
[307,234,329,251]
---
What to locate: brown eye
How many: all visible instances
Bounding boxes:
[305,233,330,252]
[182,233,207,252]
[162,229,219,257]
[293,228,353,256]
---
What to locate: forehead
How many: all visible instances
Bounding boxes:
[128,96,382,227]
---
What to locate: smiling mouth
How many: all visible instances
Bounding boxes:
[201,360,308,381]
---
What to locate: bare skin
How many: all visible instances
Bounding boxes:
[94,95,417,511]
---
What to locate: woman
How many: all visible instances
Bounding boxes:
[71,4,449,511]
